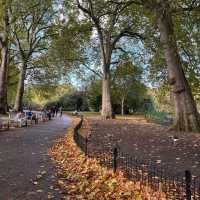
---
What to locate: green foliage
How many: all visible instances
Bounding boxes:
[148,87,173,113]
[3,0,200,118]
[7,62,19,105]
[23,84,73,107]
[43,89,89,111]
[87,80,102,112]
[86,67,148,114]
[111,56,148,114]
[0,0,11,30]
[58,91,89,111]
[46,14,92,77]
[145,110,170,125]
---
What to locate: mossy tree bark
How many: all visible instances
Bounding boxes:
[0,9,9,114]
[155,1,200,132]
[14,63,26,112]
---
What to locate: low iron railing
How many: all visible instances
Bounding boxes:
[73,117,200,200]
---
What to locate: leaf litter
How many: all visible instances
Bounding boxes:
[49,118,167,200]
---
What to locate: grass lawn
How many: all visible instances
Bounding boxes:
[64,111,146,119]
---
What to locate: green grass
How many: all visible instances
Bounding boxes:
[81,112,100,117]
[64,111,145,120]
[145,110,170,124]
[64,111,100,117]
[64,111,171,125]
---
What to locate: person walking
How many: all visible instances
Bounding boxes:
[47,109,51,120]
[55,105,59,117]
[59,106,63,117]
[50,106,55,118]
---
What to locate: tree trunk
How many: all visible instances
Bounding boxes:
[99,31,114,119]
[155,2,200,132]
[0,10,9,114]
[0,43,8,114]
[101,70,113,119]
[14,64,26,112]
[121,97,125,116]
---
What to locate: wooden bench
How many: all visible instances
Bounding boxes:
[9,112,27,128]
[35,111,48,122]
[24,111,35,126]
[0,117,9,131]
[24,110,46,124]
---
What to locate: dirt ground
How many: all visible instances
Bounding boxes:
[87,116,200,177]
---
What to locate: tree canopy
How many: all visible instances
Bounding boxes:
[0,0,200,132]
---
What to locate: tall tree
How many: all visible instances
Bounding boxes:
[10,0,53,111]
[0,2,10,114]
[76,0,144,119]
[138,0,200,132]
[112,56,143,115]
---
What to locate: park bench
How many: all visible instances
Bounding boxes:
[24,110,36,125]
[72,110,80,116]
[34,111,46,122]
[8,112,27,128]
[39,111,49,122]
[39,110,54,121]
[24,110,47,124]
[0,116,9,131]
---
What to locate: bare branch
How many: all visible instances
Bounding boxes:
[82,63,102,78]
[172,0,200,13]
[110,61,120,65]
[108,0,142,6]
[76,0,90,15]
[112,29,144,49]
[12,30,26,59]
[114,47,128,54]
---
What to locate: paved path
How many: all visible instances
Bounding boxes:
[0,116,71,200]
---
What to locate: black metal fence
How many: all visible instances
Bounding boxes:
[73,117,200,200]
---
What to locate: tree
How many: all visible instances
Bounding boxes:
[86,72,147,114]
[87,79,102,112]
[57,90,89,111]
[39,10,94,92]
[24,84,72,107]
[112,56,144,115]
[137,0,200,132]
[10,0,53,111]
[0,2,10,114]
[175,8,200,107]
[76,0,144,119]
[154,1,200,132]
[7,59,19,106]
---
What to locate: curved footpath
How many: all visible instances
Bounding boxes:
[0,115,71,200]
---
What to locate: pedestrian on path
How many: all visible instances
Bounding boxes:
[55,105,59,117]
[59,106,63,117]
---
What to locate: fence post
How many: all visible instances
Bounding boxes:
[85,137,88,156]
[113,147,118,173]
[185,170,192,200]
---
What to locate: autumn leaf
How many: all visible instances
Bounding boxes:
[49,118,167,200]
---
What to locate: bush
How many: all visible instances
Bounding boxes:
[145,110,172,125]
[44,91,89,111]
